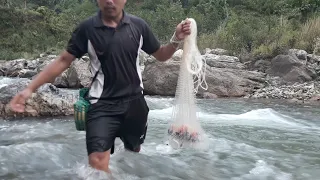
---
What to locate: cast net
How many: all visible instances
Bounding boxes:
[167,18,208,149]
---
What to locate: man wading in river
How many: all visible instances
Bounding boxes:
[9,0,191,173]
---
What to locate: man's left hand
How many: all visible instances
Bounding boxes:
[175,19,191,41]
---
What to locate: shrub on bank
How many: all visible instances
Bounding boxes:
[0,0,319,61]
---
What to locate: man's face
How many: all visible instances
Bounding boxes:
[97,0,126,18]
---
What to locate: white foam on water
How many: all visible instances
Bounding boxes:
[0,142,65,170]
[138,141,181,156]
[146,102,320,153]
[231,160,293,180]
[149,107,173,119]
[0,96,318,179]
[198,108,319,131]
[145,96,173,104]
[72,138,193,179]
[74,163,117,180]
[144,96,174,112]
[148,106,318,134]
[0,84,7,89]
[198,133,276,160]
[0,77,19,88]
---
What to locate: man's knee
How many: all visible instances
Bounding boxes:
[88,151,111,172]
[133,145,141,152]
[125,145,141,152]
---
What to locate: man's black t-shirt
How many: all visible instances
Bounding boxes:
[66,11,160,104]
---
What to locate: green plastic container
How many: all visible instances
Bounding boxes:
[73,88,90,131]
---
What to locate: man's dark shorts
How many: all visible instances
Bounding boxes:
[85,94,149,155]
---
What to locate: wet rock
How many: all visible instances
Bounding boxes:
[1,59,40,78]
[203,54,245,70]
[65,59,91,88]
[1,47,320,106]
[310,95,320,101]
[139,50,150,72]
[307,54,320,64]
[196,67,266,97]
[52,72,69,88]
[142,57,180,96]
[203,48,229,55]
[288,49,308,61]
[0,78,78,119]
[245,76,320,102]
[266,55,315,83]
[142,50,266,97]
[17,69,38,78]
[201,92,218,99]
[253,60,271,73]
[0,56,92,88]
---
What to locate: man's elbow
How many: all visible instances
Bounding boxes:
[43,51,75,76]
[58,51,76,67]
[155,56,170,62]
[151,48,171,62]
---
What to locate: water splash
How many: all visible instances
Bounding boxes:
[0,97,319,179]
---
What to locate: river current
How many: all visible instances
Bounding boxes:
[0,78,320,179]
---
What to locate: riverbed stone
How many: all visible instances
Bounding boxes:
[0,78,78,119]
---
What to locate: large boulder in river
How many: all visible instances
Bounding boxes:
[142,58,180,96]
[142,50,266,97]
[35,57,92,88]
[266,54,317,83]
[0,56,92,89]
[64,59,92,88]
[202,53,245,70]
[0,78,78,119]
[197,66,266,97]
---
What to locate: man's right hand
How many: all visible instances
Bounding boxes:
[9,88,33,113]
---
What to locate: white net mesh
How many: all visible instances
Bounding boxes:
[167,18,208,149]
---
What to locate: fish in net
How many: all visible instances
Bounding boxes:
[167,18,208,149]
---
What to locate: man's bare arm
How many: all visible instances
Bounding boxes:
[151,19,191,62]
[151,42,179,62]
[27,50,76,92]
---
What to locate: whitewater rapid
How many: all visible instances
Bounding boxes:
[0,77,320,179]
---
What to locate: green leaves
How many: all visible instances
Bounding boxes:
[0,0,319,60]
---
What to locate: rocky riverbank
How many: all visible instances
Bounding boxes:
[244,49,320,105]
[1,48,320,118]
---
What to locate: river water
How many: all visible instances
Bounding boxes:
[1,87,320,179]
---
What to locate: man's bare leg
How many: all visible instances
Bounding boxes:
[88,150,111,173]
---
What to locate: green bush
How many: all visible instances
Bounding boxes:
[0,0,320,60]
[296,16,320,53]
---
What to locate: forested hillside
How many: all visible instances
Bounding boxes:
[0,0,319,60]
